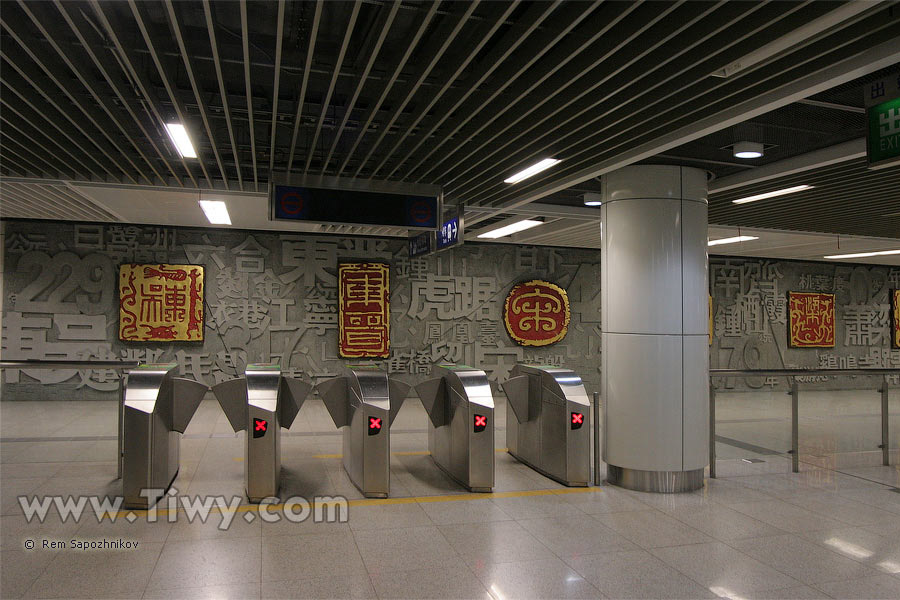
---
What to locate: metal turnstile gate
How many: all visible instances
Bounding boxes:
[503,365,590,486]
[211,364,311,502]
[122,363,208,508]
[316,367,409,498]
[415,364,494,492]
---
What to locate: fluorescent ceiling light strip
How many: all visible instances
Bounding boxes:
[823,249,900,259]
[164,123,197,158]
[504,158,561,184]
[198,200,231,225]
[708,235,759,246]
[732,184,813,204]
[477,219,543,239]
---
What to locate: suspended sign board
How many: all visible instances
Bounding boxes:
[865,74,900,170]
[271,184,440,230]
[436,206,464,252]
[408,231,432,258]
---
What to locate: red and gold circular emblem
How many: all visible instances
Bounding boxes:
[503,280,570,347]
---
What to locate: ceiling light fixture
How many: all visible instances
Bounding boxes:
[504,158,561,184]
[164,123,197,158]
[823,249,900,260]
[733,141,764,159]
[476,219,543,239]
[198,200,231,225]
[732,184,813,204]
[708,235,759,246]
[583,193,602,207]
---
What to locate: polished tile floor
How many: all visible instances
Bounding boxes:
[1,391,898,599]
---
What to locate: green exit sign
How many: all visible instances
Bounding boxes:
[868,97,900,169]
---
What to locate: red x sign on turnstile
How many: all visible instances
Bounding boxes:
[368,417,382,435]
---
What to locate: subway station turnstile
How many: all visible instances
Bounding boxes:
[316,367,409,498]
[503,365,591,487]
[415,364,495,492]
[122,363,208,509]
[211,364,311,502]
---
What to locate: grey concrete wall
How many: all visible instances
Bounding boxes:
[1,220,897,400]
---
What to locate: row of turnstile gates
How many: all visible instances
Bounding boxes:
[120,362,591,508]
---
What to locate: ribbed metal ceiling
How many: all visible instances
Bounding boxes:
[0,181,118,222]
[709,158,900,239]
[0,1,896,202]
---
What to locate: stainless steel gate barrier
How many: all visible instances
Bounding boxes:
[316,366,409,498]
[211,364,312,502]
[503,364,591,486]
[415,364,495,492]
[122,363,208,509]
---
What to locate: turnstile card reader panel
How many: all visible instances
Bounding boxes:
[416,364,494,492]
[211,364,311,502]
[122,363,208,508]
[504,365,590,486]
[316,367,409,498]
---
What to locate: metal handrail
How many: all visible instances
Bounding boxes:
[0,360,140,370]
[709,367,898,478]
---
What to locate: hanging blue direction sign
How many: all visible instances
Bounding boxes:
[408,231,432,258]
[437,216,459,249]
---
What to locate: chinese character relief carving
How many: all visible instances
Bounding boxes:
[2,222,898,399]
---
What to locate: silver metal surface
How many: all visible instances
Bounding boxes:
[416,364,494,492]
[122,363,207,509]
[791,381,799,474]
[504,365,590,487]
[606,465,704,493]
[882,377,889,467]
[316,367,406,498]
[709,383,716,480]
[211,364,310,502]
[593,391,601,487]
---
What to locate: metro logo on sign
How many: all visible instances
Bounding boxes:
[571,412,584,430]
[252,418,268,438]
[368,417,382,435]
[473,414,487,433]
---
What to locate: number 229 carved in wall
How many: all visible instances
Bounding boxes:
[119,264,204,342]
[504,280,570,347]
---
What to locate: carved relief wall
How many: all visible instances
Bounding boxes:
[1,221,602,400]
[710,257,900,389]
[2,221,897,400]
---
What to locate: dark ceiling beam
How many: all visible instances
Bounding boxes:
[285,0,322,174]
[89,0,200,188]
[368,0,518,180]
[381,0,565,181]
[319,1,400,175]
[55,0,183,187]
[304,2,360,174]
[202,0,243,191]
[335,1,441,177]
[165,0,230,189]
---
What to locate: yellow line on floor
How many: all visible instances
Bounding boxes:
[108,486,597,519]
[312,448,509,459]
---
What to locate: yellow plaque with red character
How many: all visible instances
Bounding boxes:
[119,264,204,342]
[504,280,570,347]
[788,291,835,348]
[892,289,900,349]
[339,262,390,358]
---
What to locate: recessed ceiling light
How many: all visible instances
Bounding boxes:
[198,200,231,225]
[732,184,813,204]
[165,123,197,158]
[504,158,561,184]
[733,141,763,159]
[708,235,759,246]
[477,219,543,239]
[823,249,900,260]
[583,193,602,207]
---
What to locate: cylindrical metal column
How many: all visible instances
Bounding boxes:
[601,165,709,493]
